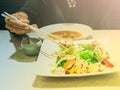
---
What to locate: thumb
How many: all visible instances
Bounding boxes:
[31,24,38,28]
[29,24,38,32]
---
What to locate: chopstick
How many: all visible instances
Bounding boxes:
[1,12,67,49]
[40,50,55,60]
[1,12,21,23]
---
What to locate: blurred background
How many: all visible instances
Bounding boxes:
[1,0,120,30]
[0,0,25,30]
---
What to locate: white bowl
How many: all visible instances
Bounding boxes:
[39,23,93,40]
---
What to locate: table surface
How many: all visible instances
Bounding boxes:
[0,30,120,90]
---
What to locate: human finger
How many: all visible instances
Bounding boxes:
[6,19,29,30]
[12,12,28,20]
[6,24,31,34]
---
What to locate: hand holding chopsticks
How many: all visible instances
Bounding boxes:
[1,12,67,49]
[2,12,59,39]
[2,12,32,34]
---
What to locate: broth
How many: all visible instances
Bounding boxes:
[51,30,82,39]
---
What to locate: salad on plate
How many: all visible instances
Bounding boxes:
[51,40,114,75]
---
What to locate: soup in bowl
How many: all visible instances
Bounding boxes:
[40,23,93,40]
[50,30,82,40]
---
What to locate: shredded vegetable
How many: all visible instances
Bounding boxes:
[52,41,114,74]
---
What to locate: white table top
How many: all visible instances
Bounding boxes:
[0,30,120,90]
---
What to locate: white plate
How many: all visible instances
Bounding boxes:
[37,39,120,77]
[39,23,93,39]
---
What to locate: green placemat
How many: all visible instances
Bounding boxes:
[9,33,40,62]
[32,72,120,88]
[10,49,38,62]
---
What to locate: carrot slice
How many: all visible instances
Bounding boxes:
[102,58,114,67]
